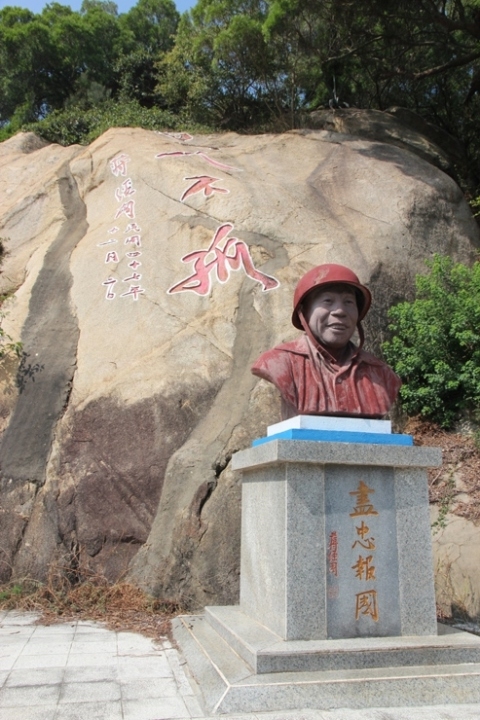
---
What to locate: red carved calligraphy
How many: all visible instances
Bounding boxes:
[125,222,142,233]
[327,531,338,576]
[98,239,118,247]
[102,154,147,300]
[115,178,136,203]
[125,235,141,247]
[181,175,229,202]
[121,285,145,300]
[105,251,119,264]
[110,154,130,177]
[155,150,240,172]
[123,272,142,282]
[167,223,280,296]
[102,277,117,299]
[114,200,135,220]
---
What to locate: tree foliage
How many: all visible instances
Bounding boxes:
[157,0,276,129]
[382,256,480,428]
[0,0,178,127]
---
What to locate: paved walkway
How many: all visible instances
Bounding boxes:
[1,610,480,720]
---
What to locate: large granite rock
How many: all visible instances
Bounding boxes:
[305,107,471,187]
[0,118,478,607]
[432,514,480,621]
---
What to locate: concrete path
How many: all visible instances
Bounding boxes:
[1,610,479,720]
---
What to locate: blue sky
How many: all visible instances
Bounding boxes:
[0,0,195,14]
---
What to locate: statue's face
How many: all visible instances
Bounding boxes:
[303,284,359,350]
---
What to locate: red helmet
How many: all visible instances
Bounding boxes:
[292,264,372,329]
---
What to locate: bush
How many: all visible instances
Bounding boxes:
[22,99,208,146]
[382,255,480,428]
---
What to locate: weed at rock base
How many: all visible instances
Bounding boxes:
[0,573,184,642]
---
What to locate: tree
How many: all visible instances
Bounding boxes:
[3,0,480,189]
[158,0,279,128]
[0,7,49,123]
[0,2,126,122]
[113,0,179,106]
[119,0,179,53]
[262,0,480,186]
[382,255,480,427]
[81,0,119,15]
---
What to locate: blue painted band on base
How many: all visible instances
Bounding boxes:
[252,428,414,447]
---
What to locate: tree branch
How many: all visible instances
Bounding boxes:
[324,34,384,65]
[412,49,480,80]
[423,0,480,39]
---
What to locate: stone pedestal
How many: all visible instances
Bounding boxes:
[174,438,480,714]
[237,440,439,641]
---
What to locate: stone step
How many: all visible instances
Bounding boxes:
[174,613,480,714]
[172,613,251,713]
[205,605,480,674]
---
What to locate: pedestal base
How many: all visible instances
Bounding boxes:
[175,436,459,714]
[234,440,441,640]
[174,608,480,715]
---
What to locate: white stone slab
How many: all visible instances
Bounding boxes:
[267,415,392,436]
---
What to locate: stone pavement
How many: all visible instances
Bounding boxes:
[1,610,480,720]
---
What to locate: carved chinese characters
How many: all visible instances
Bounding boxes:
[100,137,280,303]
[167,223,279,296]
[325,466,402,639]
[350,481,379,622]
[101,153,146,301]
[155,137,280,297]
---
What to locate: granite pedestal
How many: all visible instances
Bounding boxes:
[237,439,438,641]
[174,436,480,714]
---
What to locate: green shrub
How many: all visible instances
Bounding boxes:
[382,255,480,428]
[23,99,208,146]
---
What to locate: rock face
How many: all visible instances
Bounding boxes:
[0,118,478,608]
[432,512,480,621]
[306,107,471,188]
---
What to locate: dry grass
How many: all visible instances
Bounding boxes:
[0,575,183,642]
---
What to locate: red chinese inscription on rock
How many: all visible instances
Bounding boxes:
[167,223,279,296]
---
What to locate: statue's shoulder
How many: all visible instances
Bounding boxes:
[271,336,309,356]
[357,349,388,367]
[357,349,401,381]
[251,336,308,382]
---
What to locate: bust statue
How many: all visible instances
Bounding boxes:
[251,264,401,420]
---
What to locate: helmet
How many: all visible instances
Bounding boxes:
[292,263,372,329]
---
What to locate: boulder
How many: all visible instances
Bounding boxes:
[432,512,480,621]
[0,122,478,607]
[305,107,471,187]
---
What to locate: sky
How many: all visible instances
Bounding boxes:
[0,0,195,14]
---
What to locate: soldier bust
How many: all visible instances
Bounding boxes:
[251,264,401,420]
